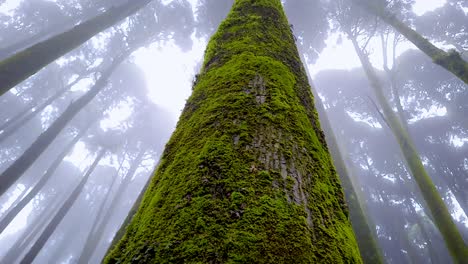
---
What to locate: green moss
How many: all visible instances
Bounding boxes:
[104,0,362,263]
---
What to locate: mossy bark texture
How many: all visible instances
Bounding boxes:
[355,0,468,84]
[104,0,362,263]
[0,0,152,95]
[350,35,468,264]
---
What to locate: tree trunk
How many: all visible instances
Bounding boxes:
[0,20,77,61]
[78,149,145,263]
[349,34,468,263]
[0,195,63,264]
[19,148,106,264]
[355,0,468,84]
[104,0,362,262]
[0,53,126,197]
[0,124,90,234]
[305,55,383,263]
[0,78,76,143]
[0,0,152,95]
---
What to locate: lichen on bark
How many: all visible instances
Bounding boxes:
[104,0,362,262]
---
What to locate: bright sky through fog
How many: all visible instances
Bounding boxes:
[134,0,447,119]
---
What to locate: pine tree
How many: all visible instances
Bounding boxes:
[104,0,362,262]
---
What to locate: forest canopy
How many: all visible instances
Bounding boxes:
[0,0,467,263]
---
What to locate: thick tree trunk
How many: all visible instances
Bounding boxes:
[0,54,126,197]
[355,0,468,84]
[78,150,145,263]
[350,35,468,263]
[0,0,152,95]
[19,148,106,264]
[0,124,89,234]
[105,0,361,262]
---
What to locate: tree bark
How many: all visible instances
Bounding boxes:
[302,53,383,264]
[0,123,90,234]
[0,195,63,264]
[0,0,152,95]
[0,53,126,197]
[105,0,362,262]
[19,148,106,264]
[349,33,468,264]
[78,149,145,263]
[0,78,77,143]
[355,0,468,84]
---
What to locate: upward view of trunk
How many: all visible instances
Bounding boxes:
[78,150,145,263]
[105,0,361,262]
[349,34,468,264]
[0,71,86,136]
[315,105,383,264]
[0,54,126,197]
[302,50,382,263]
[0,195,63,264]
[0,20,77,61]
[19,148,106,264]
[0,79,75,144]
[0,124,90,234]
[354,0,468,84]
[0,0,152,95]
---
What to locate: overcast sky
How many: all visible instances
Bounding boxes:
[133,0,448,121]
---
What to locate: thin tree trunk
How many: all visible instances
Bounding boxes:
[0,194,63,264]
[0,77,79,143]
[0,123,90,234]
[19,148,106,264]
[0,71,86,134]
[0,0,152,95]
[0,53,127,197]
[350,33,468,263]
[103,163,157,259]
[355,0,468,84]
[105,0,361,262]
[303,54,383,263]
[78,149,145,263]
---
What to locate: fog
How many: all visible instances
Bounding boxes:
[0,0,466,263]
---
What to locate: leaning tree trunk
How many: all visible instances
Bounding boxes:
[0,19,77,61]
[0,76,79,143]
[78,149,145,263]
[0,122,91,234]
[0,53,127,197]
[304,52,382,263]
[0,0,152,95]
[354,0,468,84]
[19,148,106,264]
[0,195,63,264]
[317,113,383,264]
[349,34,468,263]
[105,0,362,263]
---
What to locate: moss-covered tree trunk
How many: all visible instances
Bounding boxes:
[104,0,362,263]
[354,0,468,84]
[349,34,468,264]
[0,0,152,95]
